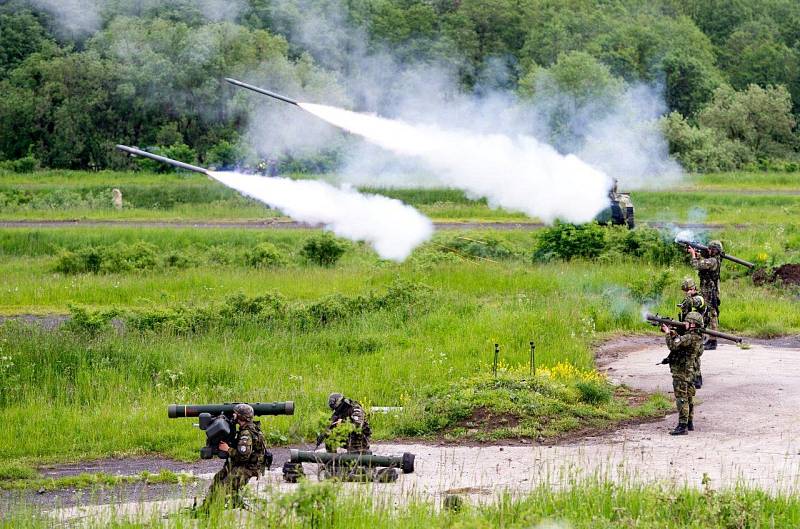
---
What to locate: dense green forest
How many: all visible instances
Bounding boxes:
[1,0,799,172]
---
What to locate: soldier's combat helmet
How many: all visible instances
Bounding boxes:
[684,311,704,326]
[708,240,723,253]
[681,277,697,291]
[233,403,254,420]
[328,392,343,410]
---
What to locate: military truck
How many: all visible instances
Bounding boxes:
[595,179,634,229]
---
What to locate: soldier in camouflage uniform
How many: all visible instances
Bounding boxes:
[318,393,372,453]
[660,311,704,435]
[678,277,707,389]
[688,240,723,350]
[199,403,269,512]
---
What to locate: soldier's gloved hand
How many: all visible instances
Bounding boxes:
[218,441,230,452]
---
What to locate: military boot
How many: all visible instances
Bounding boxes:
[669,424,688,435]
[687,420,694,431]
[694,373,703,389]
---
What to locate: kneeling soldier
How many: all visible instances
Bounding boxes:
[199,403,268,512]
[660,311,704,435]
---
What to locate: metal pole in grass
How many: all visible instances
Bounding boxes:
[493,344,499,379]
[530,340,536,376]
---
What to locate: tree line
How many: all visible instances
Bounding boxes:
[1,0,799,172]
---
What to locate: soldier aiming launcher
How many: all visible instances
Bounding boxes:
[645,313,743,343]
[675,239,754,269]
[168,402,294,459]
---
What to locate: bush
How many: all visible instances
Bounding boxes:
[575,380,613,404]
[63,306,117,335]
[439,235,514,260]
[660,111,749,172]
[206,140,244,169]
[301,233,347,266]
[0,154,39,173]
[606,227,685,266]
[100,242,159,273]
[245,242,286,268]
[533,222,607,261]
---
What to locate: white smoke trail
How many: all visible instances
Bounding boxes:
[209,172,433,261]
[297,103,612,224]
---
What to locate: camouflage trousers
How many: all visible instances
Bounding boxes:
[200,463,259,512]
[671,361,696,425]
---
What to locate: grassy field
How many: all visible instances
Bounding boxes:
[5,480,800,528]
[1,169,799,490]
[0,223,798,473]
[3,169,800,223]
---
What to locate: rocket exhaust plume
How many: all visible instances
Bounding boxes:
[227,79,613,224]
[116,145,432,261]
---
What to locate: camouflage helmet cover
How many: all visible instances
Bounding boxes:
[328,392,343,410]
[233,403,254,420]
[681,277,696,291]
[684,311,704,326]
[708,240,723,253]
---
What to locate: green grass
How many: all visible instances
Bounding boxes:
[0,470,188,492]
[5,169,800,225]
[5,480,800,528]
[0,225,797,468]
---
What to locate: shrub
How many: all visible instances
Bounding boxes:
[439,235,514,260]
[575,380,613,404]
[533,221,607,261]
[63,306,117,335]
[606,227,685,265]
[100,242,159,273]
[220,292,286,321]
[53,247,103,274]
[301,233,347,266]
[206,140,244,169]
[245,242,286,268]
[0,154,39,173]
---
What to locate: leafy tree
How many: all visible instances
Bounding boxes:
[660,111,749,172]
[699,84,797,159]
[519,51,623,150]
[0,11,56,77]
[719,21,800,111]
[661,52,723,117]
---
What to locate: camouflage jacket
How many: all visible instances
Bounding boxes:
[691,254,721,306]
[665,330,703,368]
[228,421,267,471]
[329,399,371,452]
[678,293,706,320]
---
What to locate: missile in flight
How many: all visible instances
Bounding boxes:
[225,77,299,106]
[116,145,210,175]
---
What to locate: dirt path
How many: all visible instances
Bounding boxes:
[33,337,800,521]
[0,219,741,230]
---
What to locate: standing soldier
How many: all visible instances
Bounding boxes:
[659,311,704,435]
[678,277,706,388]
[688,240,723,351]
[198,403,269,513]
[317,393,372,453]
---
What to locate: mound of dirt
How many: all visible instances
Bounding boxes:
[754,263,800,286]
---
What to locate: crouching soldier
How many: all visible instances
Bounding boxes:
[678,277,707,389]
[198,403,269,513]
[659,311,704,435]
[318,393,372,453]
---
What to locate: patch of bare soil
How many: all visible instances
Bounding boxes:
[753,263,800,287]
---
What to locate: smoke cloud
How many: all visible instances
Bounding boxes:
[209,172,433,261]
[246,0,682,223]
[299,103,612,223]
